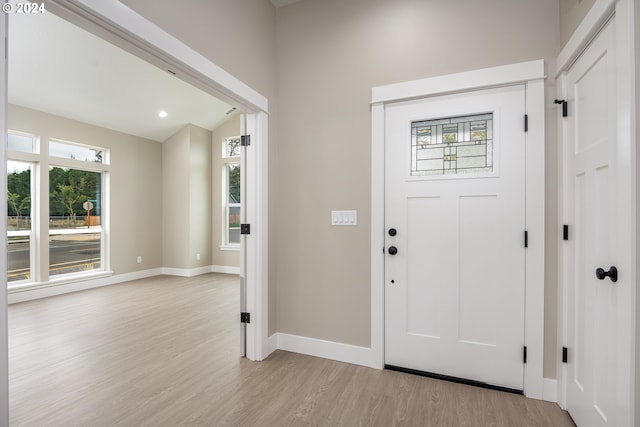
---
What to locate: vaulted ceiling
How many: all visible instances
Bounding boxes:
[8,8,235,142]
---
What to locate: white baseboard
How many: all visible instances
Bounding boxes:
[8,265,239,304]
[542,378,558,402]
[162,266,212,277]
[211,265,241,275]
[275,333,378,369]
[162,265,240,277]
[266,333,278,356]
[8,268,163,304]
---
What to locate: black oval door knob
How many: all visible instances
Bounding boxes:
[388,246,398,255]
[388,228,397,236]
[595,266,618,283]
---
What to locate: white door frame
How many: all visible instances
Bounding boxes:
[371,60,546,399]
[556,0,636,419]
[0,6,271,422]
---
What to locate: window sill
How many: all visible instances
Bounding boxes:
[219,244,240,252]
[8,270,114,293]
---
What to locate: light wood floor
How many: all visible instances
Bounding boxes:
[9,273,575,426]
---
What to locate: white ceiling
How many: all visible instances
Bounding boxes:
[8,10,235,142]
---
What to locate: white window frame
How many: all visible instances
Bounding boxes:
[220,137,240,251]
[6,150,36,285]
[6,133,111,289]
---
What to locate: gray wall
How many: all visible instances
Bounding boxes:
[635,0,639,419]
[162,124,213,270]
[9,104,164,274]
[559,0,598,46]
[275,0,561,377]
[162,126,191,269]
[188,125,213,270]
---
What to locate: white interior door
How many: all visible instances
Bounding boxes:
[384,85,527,391]
[239,114,247,357]
[564,17,631,427]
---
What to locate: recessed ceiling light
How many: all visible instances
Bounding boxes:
[158,110,168,118]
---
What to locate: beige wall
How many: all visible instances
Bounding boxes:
[559,0,598,46]
[635,0,639,418]
[275,0,561,377]
[188,125,213,269]
[8,104,164,274]
[162,124,214,270]
[162,126,191,269]
[211,115,241,269]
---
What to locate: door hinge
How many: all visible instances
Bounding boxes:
[523,346,527,364]
[524,114,529,132]
[240,312,251,323]
[554,99,568,117]
[563,224,569,241]
[562,346,568,363]
[240,135,251,146]
[241,224,251,235]
[524,230,528,248]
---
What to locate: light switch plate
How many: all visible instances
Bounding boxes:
[331,210,357,226]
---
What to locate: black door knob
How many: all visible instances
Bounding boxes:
[388,246,398,255]
[595,266,618,283]
[388,228,397,236]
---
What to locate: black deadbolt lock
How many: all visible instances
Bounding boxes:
[388,228,397,236]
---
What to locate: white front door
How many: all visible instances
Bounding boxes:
[564,17,631,427]
[384,85,527,390]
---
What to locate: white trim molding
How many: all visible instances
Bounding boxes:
[276,333,378,369]
[371,60,546,400]
[543,378,558,403]
[211,265,241,275]
[8,268,162,304]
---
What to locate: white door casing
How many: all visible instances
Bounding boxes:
[384,85,527,390]
[557,0,636,424]
[371,60,546,398]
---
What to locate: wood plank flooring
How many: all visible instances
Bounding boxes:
[9,274,575,426]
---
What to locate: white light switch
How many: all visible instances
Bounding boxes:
[331,210,357,226]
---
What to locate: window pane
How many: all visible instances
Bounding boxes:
[8,133,35,153]
[50,140,104,163]
[224,136,241,158]
[228,205,240,244]
[49,232,101,277]
[8,235,30,282]
[228,164,240,203]
[8,161,31,231]
[411,113,493,177]
[8,161,32,283]
[49,167,102,276]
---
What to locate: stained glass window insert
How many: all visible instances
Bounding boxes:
[411,113,493,176]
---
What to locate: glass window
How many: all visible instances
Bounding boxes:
[7,161,32,282]
[8,132,36,153]
[223,136,241,158]
[50,140,105,163]
[411,113,494,176]
[227,163,241,245]
[49,166,102,277]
